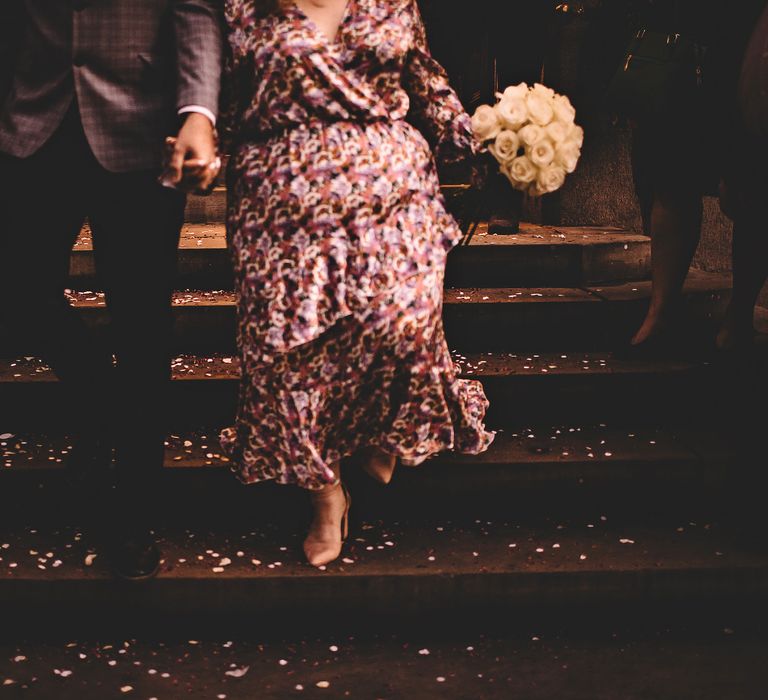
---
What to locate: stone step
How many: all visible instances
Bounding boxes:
[3,629,766,700]
[1,518,765,635]
[0,425,738,524]
[184,186,227,223]
[0,351,721,428]
[0,424,721,479]
[444,272,729,350]
[69,222,651,290]
[70,223,233,291]
[4,271,731,355]
[2,627,764,699]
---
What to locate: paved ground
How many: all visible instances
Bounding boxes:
[1,626,766,700]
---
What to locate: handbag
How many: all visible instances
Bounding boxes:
[606,3,705,121]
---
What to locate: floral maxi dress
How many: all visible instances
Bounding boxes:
[220,0,495,488]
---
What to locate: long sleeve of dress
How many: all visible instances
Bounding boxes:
[219,0,256,151]
[219,47,250,151]
[401,0,479,166]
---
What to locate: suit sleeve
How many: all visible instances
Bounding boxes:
[173,0,225,120]
[401,0,479,165]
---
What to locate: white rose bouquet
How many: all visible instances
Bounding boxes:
[470,83,583,196]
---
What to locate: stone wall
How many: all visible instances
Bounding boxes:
[558,120,641,231]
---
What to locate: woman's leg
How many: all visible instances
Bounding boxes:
[631,186,704,345]
[717,201,768,350]
[303,462,350,567]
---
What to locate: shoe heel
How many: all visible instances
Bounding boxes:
[341,484,351,542]
[303,482,351,567]
[360,449,397,484]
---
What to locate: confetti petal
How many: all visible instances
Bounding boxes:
[224,666,250,678]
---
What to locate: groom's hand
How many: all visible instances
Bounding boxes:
[167,112,219,193]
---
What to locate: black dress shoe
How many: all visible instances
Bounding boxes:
[105,530,161,581]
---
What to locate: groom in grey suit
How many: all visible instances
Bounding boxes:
[0,1,223,580]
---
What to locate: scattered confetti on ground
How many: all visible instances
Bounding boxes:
[0,516,755,586]
[1,628,766,700]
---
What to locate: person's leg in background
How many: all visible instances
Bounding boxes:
[717,176,768,351]
[0,107,115,489]
[632,185,704,346]
[624,121,705,351]
[713,171,768,521]
[630,121,655,238]
[88,164,184,579]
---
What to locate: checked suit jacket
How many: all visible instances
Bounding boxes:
[0,0,223,172]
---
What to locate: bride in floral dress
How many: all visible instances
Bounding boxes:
[220,0,495,566]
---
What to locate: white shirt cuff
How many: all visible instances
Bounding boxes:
[178,105,217,127]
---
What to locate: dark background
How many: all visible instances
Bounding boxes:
[419,0,556,111]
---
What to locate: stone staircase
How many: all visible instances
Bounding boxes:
[1,185,767,647]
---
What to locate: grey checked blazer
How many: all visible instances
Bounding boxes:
[0,0,223,172]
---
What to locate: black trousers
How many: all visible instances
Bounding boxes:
[0,106,185,520]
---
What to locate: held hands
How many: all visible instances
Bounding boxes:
[160,112,221,195]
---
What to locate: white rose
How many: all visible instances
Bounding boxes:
[545,120,569,144]
[518,123,544,147]
[532,82,556,100]
[497,82,529,101]
[503,171,532,192]
[504,155,537,185]
[567,124,585,149]
[553,95,577,124]
[554,141,581,173]
[528,139,556,168]
[525,92,554,126]
[495,97,528,130]
[489,129,521,164]
[471,104,502,142]
[535,164,567,194]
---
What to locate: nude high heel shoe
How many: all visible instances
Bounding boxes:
[303,482,351,568]
[360,447,397,485]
